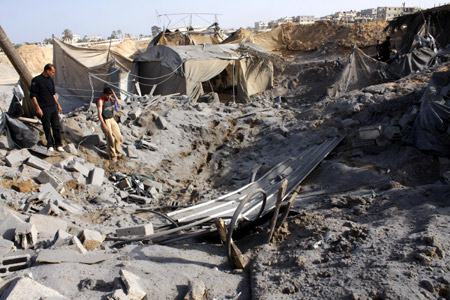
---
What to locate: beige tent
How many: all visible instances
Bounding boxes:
[130,43,273,102]
[53,38,133,101]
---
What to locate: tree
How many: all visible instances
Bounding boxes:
[151,26,161,37]
[117,29,122,39]
[62,29,73,42]
[43,38,53,45]
[109,30,117,39]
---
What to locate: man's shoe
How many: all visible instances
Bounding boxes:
[48,147,54,152]
[57,146,64,152]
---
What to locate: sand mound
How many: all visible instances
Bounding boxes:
[226,21,388,54]
[222,28,255,44]
[16,45,53,75]
[284,20,388,51]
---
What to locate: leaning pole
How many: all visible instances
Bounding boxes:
[0,25,35,117]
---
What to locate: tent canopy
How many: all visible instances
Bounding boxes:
[53,38,133,102]
[130,43,273,102]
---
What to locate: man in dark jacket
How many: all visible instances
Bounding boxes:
[30,63,64,152]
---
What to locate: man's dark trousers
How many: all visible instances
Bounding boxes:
[41,106,62,148]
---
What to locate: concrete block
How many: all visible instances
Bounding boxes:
[118,178,132,190]
[0,214,26,241]
[116,223,153,237]
[14,223,38,249]
[29,214,67,236]
[137,139,158,151]
[127,145,139,158]
[39,202,61,216]
[65,160,90,177]
[55,155,75,169]
[52,229,72,247]
[0,276,68,299]
[18,165,41,180]
[72,171,86,185]
[36,170,64,190]
[141,179,163,192]
[78,229,104,251]
[87,167,105,186]
[359,125,381,140]
[120,269,146,300]
[152,112,168,130]
[25,155,52,171]
[5,149,31,167]
[184,279,206,300]
[64,143,78,155]
[0,255,31,278]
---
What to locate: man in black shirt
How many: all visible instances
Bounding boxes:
[30,63,64,152]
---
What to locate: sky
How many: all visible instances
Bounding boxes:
[0,0,447,44]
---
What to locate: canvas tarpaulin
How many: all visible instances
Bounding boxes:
[408,69,450,156]
[329,46,437,97]
[53,38,133,102]
[131,43,273,102]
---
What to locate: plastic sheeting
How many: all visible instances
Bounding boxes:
[408,70,450,156]
[0,113,39,149]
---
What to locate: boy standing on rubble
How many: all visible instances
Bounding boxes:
[30,63,64,153]
[97,87,124,162]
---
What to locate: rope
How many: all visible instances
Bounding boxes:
[127,62,184,80]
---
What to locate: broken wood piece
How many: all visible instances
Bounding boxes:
[267,179,288,244]
[215,218,246,270]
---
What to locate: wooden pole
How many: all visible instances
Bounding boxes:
[0,25,35,117]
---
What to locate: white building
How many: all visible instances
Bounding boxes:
[254,21,269,30]
[295,16,315,25]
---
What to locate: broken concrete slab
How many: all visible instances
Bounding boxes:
[35,249,114,264]
[116,224,154,237]
[142,179,163,193]
[63,143,78,155]
[0,213,26,241]
[78,229,104,251]
[28,214,67,237]
[120,269,146,300]
[0,238,14,257]
[0,276,69,299]
[36,170,64,190]
[55,155,75,169]
[5,149,31,168]
[383,126,402,141]
[14,223,37,249]
[72,236,88,254]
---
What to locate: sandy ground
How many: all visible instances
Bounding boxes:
[0,22,449,299]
